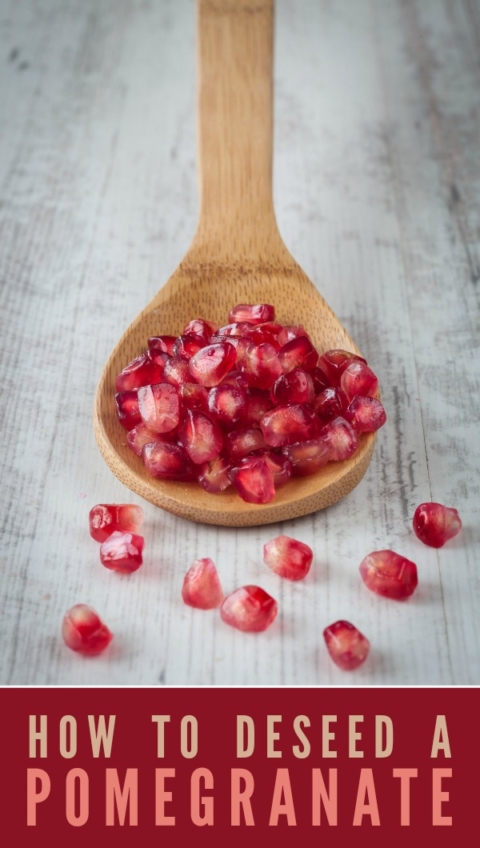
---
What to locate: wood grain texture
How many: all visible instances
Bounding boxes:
[1,0,479,684]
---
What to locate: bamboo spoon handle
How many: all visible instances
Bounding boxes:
[194,0,282,259]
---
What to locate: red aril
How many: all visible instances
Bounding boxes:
[220,585,278,632]
[137,383,180,434]
[240,342,283,389]
[208,384,247,427]
[126,422,162,456]
[89,504,144,542]
[271,368,315,405]
[359,550,418,600]
[320,416,359,461]
[262,452,292,486]
[263,535,313,580]
[277,325,310,346]
[173,334,206,360]
[347,395,386,432]
[142,441,196,481]
[114,390,141,430]
[224,427,267,462]
[182,558,224,609]
[178,409,223,464]
[228,303,275,325]
[282,438,330,475]
[196,456,232,493]
[189,341,237,386]
[182,318,218,343]
[314,387,349,424]
[228,456,275,503]
[317,349,366,386]
[115,354,164,392]
[340,360,378,401]
[260,403,319,447]
[148,335,176,355]
[163,355,191,387]
[413,502,462,548]
[323,620,370,670]
[100,530,144,573]
[62,604,113,655]
[278,336,318,373]
[179,382,209,412]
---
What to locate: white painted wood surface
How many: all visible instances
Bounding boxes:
[1,0,479,685]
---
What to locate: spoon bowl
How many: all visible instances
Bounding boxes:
[93,0,377,527]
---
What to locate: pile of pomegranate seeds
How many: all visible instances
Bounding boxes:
[323,620,370,670]
[89,503,145,573]
[359,550,418,600]
[413,502,462,548]
[263,535,313,580]
[62,604,113,655]
[114,304,386,503]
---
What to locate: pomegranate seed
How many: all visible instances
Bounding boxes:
[320,416,359,461]
[163,355,191,387]
[148,336,176,355]
[147,349,170,372]
[413,502,462,548]
[89,504,144,542]
[228,304,275,325]
[282,438,330,475]
[359,550,418,600]
[213,322,255,338]
[317,349,366,386]
[251,322,283,347]
[115,390,141,430]
[244,388,274,425]
[137,382,180,434]
[214,334,253,364]
[278,336,318,373]
[182,318,218,342]
[220,585,278,632]
[182,558,224,609]
[62,604,113,655]
[208,384,247,427]
[178,409,223,464]
[277,325,310,347]
[340,361,379,401]
[142,441,195,481]
[262,451,292,486]
[126,422,162,456]
[240,342,283,389]
[323,620,370,670]
[260,403,320,447]
[271,368,315,405]
[179,382,209,412]
[196,455,233,493]
[189,342,237,386]
[100,530,144,573]
[173,334,206,360]
[115,354,164,392]
[263,535,313,580]
[314,387,350,424]
[311,366,331,394]
[224,427,268,461]
[229,456,275,503]
[346,395,386,432]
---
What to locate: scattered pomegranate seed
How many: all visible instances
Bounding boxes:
[220,585,278,632]
[359,550,418,600]
[62,604,113,655]
[323,620,370,670]
[100,530,144,573]
[114,390,141,430]
[320,416,359,461]
[89,504,144,542]
[178,409,223,464]
[229,456,275,503]
[228,304,275,325]
[263,535,313,580]
[189,342,237,386]
[137,382,180,434]
[413,502,462,548]
[347,395,386,432]
[182,558,224,609]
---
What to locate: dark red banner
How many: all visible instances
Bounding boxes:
[2,687,477,845]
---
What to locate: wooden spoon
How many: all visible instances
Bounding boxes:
[93,0,376,527]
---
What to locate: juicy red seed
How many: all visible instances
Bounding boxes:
[147,349,171,371]
[182,318,218,342]
[196,456,233,493]
[148,335,176,355]
[228,456,275,503]
[214,334,254,364]
[178,409,223,464]
[163,355,191,386]
[244,388,274,425]
[224,427,267,461]
[347,395,387,432]
[282,438,330,475]
[320,416,359,461]
[323,620,370,671]
[220,585,278,632]
[260,403,320,447]
[182,558,224,609]
[126,422,162,456]
[311,366,331,394]
[271,368,315,405]
[317,349,366,386]
[228,304,275,325]
[100,530,144,573]
[359,550,418,600]
[189,342,237,386]
[278,336,318,373]
[115,354,164,392]
[413,502,462,548]
[62,604,113,655]
[114,390,141,430]
[213,322,256,338]
[262,451,292,487]
[251,322,283,347]
[89,504,144,543]
[142,441,196,481]
[208,384,247,426]
[263,535,313,580]
[314,387,350,424]
[137,382,180,433]
[173,334,206,360]
[277,325,310,347]
[179,382,209,411]
[240,342,283,389]
[340,361,379,401]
